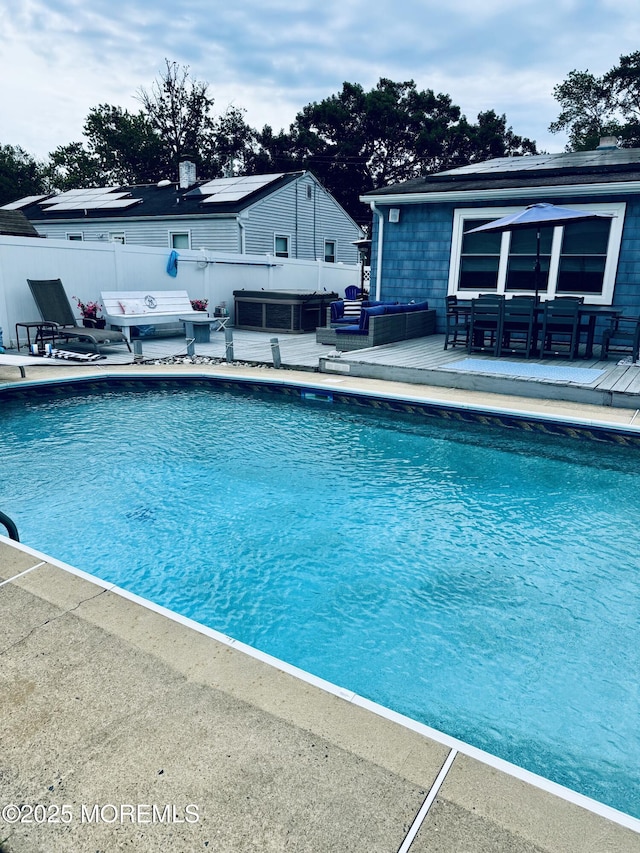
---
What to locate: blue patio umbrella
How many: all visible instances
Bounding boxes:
[465,203,616,301]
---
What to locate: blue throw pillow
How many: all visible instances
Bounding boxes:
[405,300,429,311]
[384,304,407,314]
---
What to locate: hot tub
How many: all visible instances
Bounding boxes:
[233,289,338,333]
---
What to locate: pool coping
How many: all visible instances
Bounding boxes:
[2,363,640,849]
[3,361,640,443]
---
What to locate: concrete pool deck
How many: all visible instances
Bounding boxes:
[2,363,640,851]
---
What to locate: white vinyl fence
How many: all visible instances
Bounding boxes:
[0,236,360,348]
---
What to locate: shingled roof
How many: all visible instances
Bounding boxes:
[0,209,40,237]
[362,145,640,200]
[9,172,306,223]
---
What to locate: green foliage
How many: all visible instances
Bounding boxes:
[203,105,258,176]
[135,59,216,172]
[0,144,46,206]
[1,63,537,219]
[84,104,170,183]
[550,53,640,150]
[43,142,102,192]
[252,79,537,220]
[549,70,620,151]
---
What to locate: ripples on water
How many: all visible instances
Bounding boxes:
[2,386,640,817]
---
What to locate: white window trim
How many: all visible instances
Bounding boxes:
[447,202,626,305]
[274,233,290,258]
[66,232,83,241]
[324,238,336,263]
[169,230,191,249]
[109,232,125,244]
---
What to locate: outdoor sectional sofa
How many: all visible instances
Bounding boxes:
[316,300,436,351]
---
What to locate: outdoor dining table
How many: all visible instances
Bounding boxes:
[456,299,622,358]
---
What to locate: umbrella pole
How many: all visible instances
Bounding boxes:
[534,227,541,304]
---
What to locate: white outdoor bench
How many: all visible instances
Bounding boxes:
[101,290,207,342]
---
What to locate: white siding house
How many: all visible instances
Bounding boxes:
[7,171,363,264]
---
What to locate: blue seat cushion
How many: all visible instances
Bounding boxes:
[405,300,429,311]
[335,304,387,335]
[335,324,363,334]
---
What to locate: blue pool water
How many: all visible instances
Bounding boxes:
[2,384,640,817]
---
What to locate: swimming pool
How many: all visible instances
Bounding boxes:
[2,379,640,819]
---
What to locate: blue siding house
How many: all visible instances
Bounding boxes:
[361,139,640,332]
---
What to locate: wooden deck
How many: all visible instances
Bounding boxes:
[320,335,640,409]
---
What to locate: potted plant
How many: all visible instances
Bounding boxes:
[74,297,106,328]
[190,298,209,313]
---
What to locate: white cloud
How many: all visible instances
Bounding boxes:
[0,0,638,160]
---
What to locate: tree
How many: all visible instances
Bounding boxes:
[0,144,46,206]
[604,51,640,146]
[43,142,102,192]
[43,61,234,188]
[135,59,216,173]
[254,79,537,221]
[549,70,619,151]
[44,106,172,191]
[549,53,640,150]
[203,105,258,176]
[83,104,170,183]
[445,110,538,167]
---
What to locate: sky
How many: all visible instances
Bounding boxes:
[2,0,640,165]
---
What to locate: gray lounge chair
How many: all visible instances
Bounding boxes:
[27,279,132,353]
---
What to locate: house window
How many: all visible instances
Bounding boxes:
[449,204,625,304]
[67,233,83,241]
[458,221,501,290]
[324,240,336,263]
[557,219,611,294]
[170,232,190,249]
[275,235,289,258]
[505,226,553,293]
[109,232,125,244]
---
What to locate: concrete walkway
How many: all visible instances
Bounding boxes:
[1,364,640,851]
[2,542,640,853]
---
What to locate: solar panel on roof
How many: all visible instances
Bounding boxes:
[40,187,127,207]
[201,190,255,203]
[193,173,285,200]
[39,187,139,212]
[93,198,141,209]
[439,148,640,177]
[41,203,86,211]
[1,195,52,210]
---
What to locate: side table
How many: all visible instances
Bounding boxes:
[15,322,58,351]
[181,316,212,343]
[212,315,231,332]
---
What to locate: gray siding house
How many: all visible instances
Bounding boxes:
[361,140,640,331]
[7,169,363,264]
